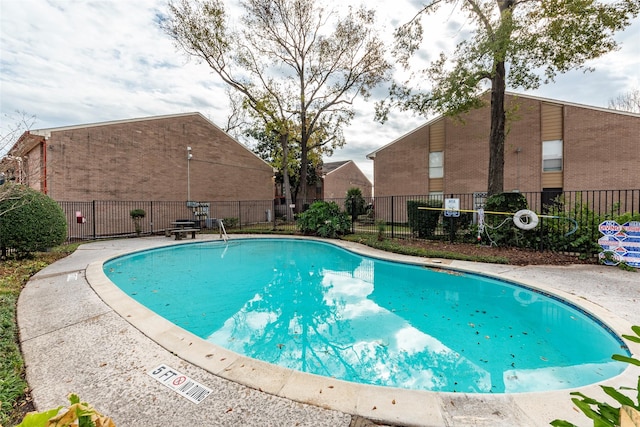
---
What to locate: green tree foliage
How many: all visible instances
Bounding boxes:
[130,208,146,236]
[296,201,351,238]
[378,0,640,195]
[248,126,323,204]
[345,187,367,218]
[163,0,391,210]
[0,184,67,256]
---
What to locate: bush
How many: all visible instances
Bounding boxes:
[222,217,238,229]
[442,211,474,240]
[0,184,67,256]
[483,192,533,248]
[537,194,640,258]
[407,199,442,238]
[296,201,351,238]
[345,187,366,218]
[130,209,146,236]
[129,208,146,219]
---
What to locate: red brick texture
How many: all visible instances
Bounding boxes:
[372,94,640,197]
[28,113,274,202]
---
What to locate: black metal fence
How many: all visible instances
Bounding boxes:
[58,189,640,254]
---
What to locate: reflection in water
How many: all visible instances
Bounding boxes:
[105,239,627,393]
[207,265,490,392]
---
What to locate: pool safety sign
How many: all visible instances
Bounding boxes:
[597,220,640,268]
[444,198,460,217]
[148,364,212,404]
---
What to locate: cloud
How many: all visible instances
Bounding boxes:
[1,0,638,181]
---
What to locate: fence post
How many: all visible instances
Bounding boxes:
[273,198,277,230]
[539,215,544,252]
[391,196,395,239]
[351,197,356,234]
[92,200,97,240]
[150,201,154,235]
[238,201,242,230]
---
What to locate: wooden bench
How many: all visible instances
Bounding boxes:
[169,228,200,240]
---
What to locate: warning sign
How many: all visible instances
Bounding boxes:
[148,364,212,404]
[444,198,460,217]
[597,220,640,268]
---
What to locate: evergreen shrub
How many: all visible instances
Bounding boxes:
[407,199,442,238]
[0,184,67,256]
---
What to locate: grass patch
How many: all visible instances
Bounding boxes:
[342,233,509,264]
[0,243,80,426]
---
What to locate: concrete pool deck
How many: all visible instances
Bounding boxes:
[18,235,640,426]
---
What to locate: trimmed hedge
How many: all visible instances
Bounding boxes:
[0,184,67,256]
[407,199,442,238]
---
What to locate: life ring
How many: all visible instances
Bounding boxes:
[513,209,539,230]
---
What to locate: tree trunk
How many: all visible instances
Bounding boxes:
[280,133,294,221]
[298,141,308,213]
[487,59,506,196]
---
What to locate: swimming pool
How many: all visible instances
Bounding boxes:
[104,238,628,393]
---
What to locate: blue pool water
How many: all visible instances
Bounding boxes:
[104,238,628,393]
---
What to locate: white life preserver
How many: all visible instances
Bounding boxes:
[513,209,539,230]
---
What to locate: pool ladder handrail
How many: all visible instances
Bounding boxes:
[218,219,229,243]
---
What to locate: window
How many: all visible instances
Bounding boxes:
[429,151,443,178]
[543,140,563,172]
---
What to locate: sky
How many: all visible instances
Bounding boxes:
[1,0,639,182]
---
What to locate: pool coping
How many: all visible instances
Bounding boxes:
[84,234,640,426]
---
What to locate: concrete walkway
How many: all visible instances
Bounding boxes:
[18,236,640,426]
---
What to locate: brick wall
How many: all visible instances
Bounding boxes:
[563,105,640,190]
[324,161,372,199]
[371,94,640,196]
[374,124,429,197]
[41,113,273,202]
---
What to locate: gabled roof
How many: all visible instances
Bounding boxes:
[3,112,271,167]
[28,112,208,137]
[366,91,640,159]
[322,160,351,175]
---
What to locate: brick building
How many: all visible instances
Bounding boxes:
[2,112,274,202]
[321,160,372,200]
[1,113,275,237]
[367,93,640,199]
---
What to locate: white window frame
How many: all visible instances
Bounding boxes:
[542,140,563,172]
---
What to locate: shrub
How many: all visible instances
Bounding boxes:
[129,209,146,236]
[16,393,115,427]
[538,194,640,258]
[407,199,442,238]
[296,201,351,238]
[129,208,146,219]
[345,187,366,218]
[442,211,474,241]
[222,217,238,229]
[483,192,533,248]
[0,184,67,256]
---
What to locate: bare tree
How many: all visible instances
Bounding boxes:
[378,0,640,196]
[608,88,640,113]
[163,0,391,210]
[1,111,37,207]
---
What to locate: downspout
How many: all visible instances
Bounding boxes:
[41,138,48,194]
